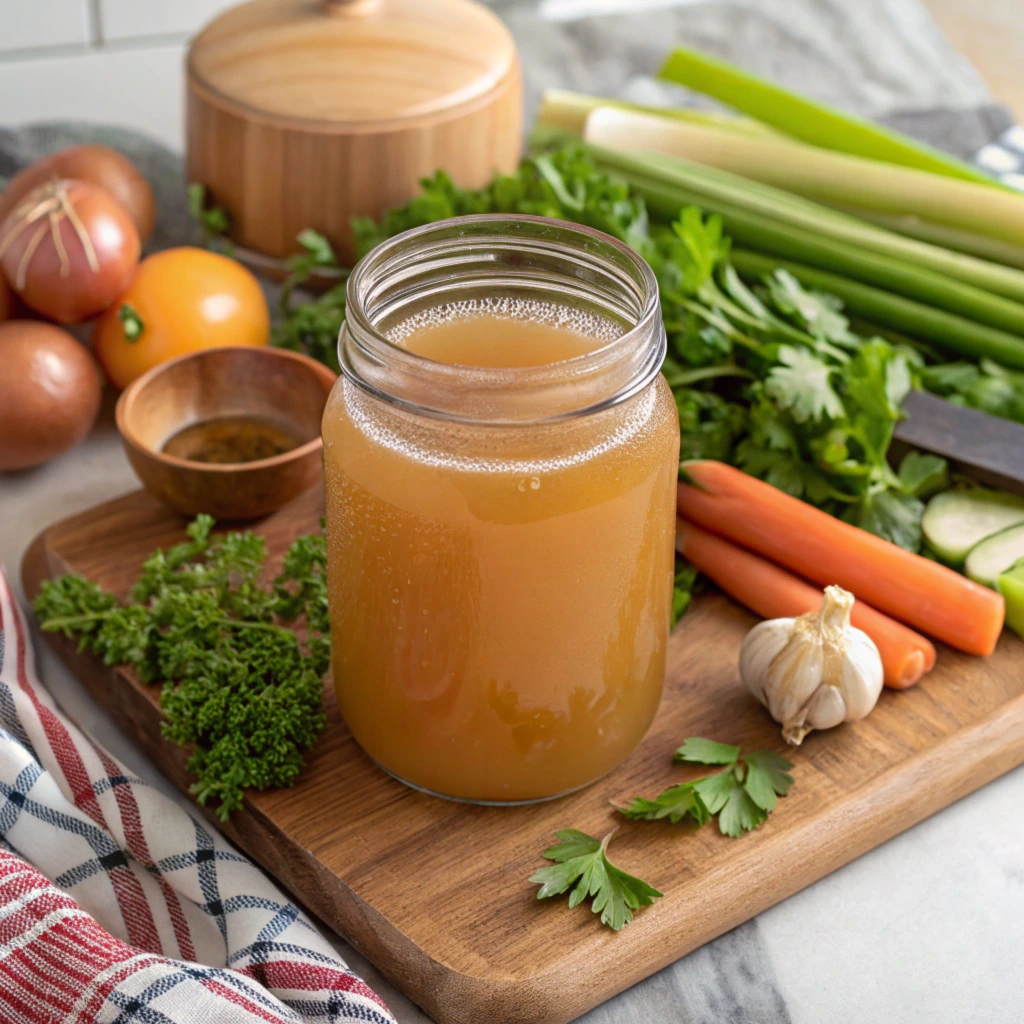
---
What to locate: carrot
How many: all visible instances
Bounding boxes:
[677,518,936,688]
[677,460,1005,656]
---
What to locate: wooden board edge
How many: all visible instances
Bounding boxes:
[20,519,1024,1024]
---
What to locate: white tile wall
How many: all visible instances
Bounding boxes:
[0,0,92,53]
[0,44,187,150]
[100,0,235,42]
[0,0,238,151]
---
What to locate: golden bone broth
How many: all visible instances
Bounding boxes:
[323,303,679,800]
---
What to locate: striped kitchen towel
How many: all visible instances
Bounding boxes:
[974,125,1024,190]
[0,568,395,1024]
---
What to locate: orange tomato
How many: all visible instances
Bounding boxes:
[93,246,269,389]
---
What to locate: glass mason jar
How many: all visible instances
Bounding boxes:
[323,215,679,803]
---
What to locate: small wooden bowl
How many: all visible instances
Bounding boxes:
[116,347,336,520]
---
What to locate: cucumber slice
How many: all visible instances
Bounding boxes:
[965,523,1024,588]
[998,559,1024,638]
[922,489,1024,565]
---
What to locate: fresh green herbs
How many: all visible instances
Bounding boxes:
[534,738,794,930]
[33,515,329,820]
[270,229,348,372]
[187,183,232,254]
[195,146,1006,559]
[346,146,947,553]
[621,737,794,837]
[670,559,697,629]
[530,829,663,931]
[921,356,1024,424]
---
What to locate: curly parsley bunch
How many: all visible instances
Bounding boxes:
[34,515,329,820]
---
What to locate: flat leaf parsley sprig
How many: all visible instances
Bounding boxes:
[621,738,794,837]
[533,738,796,931]
[531,829,663,931]
[33,515,330,820]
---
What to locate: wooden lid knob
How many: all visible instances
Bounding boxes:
[188,0,518,126]
[321,0,380,15]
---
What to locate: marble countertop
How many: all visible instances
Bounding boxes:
[2,1,1023,1019]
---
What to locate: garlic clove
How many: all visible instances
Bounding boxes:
[770,639,825,727]
[739,618,793,705]
[803,683,848,732]
[838,634,884,720]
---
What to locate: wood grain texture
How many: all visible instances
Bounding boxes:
[185,0,522,263]
[21,488,1024,1024]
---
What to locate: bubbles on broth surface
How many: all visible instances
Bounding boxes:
[386,298,623,368]
[331,296,670,476]
[339,374,668,475]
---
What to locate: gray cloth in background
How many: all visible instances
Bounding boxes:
[0,0,1014,251]
[491,0,1014,155]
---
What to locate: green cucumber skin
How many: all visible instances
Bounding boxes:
[922,489,1024,566]
[965,523,1024,588]
[998,561,1024,638]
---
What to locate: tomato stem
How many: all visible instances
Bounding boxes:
[119,303,145,342]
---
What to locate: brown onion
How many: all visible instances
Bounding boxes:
[0,179,140,324]
[0,145,155,243]
[0,320,103,470]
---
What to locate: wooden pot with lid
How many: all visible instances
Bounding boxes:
[186,0,522,266]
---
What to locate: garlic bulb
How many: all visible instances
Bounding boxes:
[739,585,884,745]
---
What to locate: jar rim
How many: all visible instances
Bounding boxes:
[340,214,666,425]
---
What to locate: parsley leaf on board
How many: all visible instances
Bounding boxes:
[530,829,663,931]
[33,518,330,821]
[620,783,712,826]
[742,749,796,813]
[622,738,794,838]
[675,737,741,765]
[717,783,770,837]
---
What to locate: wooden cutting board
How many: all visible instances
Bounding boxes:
[21,487,1024,1024]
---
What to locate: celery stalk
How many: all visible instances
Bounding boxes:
[583,107,1024,249]
[731,250,1024,369]
[614,168,1024,337]
[840,209,1024,271]
[658,47,999,187]
[537,89,779,140]
[590,144,1024,304]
